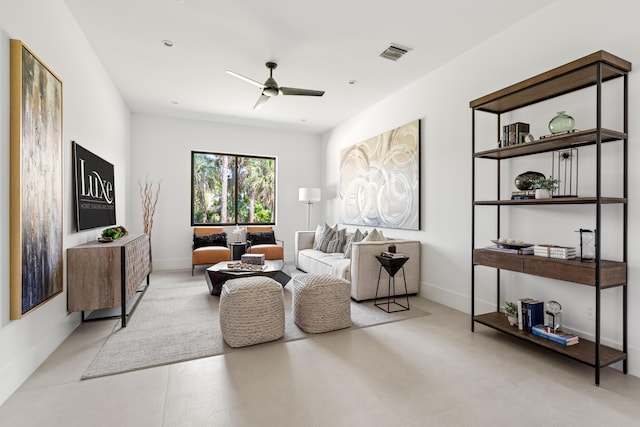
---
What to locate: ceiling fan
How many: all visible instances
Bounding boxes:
[226,62,325,110]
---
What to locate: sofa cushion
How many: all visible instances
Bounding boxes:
[246,230,276,245]
[298,249,350,281]
[193,232,227,249]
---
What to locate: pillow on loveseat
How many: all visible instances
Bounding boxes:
[246,230,276,246]
[193,232,228,249]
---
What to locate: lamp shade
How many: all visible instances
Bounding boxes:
[298,187,321,202]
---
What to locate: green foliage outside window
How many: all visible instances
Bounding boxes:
[191,151,276,225]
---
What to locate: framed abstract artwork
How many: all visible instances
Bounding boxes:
[340,119,421,230]
[10,40,64,319]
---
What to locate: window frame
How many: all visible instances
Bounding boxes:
[190,150,277,226]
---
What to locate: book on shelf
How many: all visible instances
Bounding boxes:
[531,325,579,346]
[484,245,534,255]
[380,251,406,258]
[517,297,534,330]
[526,301,544,333]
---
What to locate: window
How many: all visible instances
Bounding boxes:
[191,151,276,225]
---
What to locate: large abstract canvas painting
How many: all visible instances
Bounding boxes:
[340,119,421,230]
[10,40,63,319]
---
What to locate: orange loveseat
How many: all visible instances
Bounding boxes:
[192,227,231,275]
[245,226,284,260]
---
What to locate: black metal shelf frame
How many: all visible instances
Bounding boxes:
[470,55,629,386]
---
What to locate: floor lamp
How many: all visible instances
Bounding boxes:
[299,188,321,230]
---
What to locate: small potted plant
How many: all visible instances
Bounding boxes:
[531,176,560,199]
[101,225,128,241]
[504,301,519,326]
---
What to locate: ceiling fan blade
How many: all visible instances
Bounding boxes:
[226,70,265,89]
[280,87,325,97]
[253,94,270,110]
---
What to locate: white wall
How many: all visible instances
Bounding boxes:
[129,114,323,270]
[322,0,640,377]
[0,0,131,404]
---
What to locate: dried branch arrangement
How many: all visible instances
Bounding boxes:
[139,175,161,241]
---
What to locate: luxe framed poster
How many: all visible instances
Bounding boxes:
[339,119,421,230]
[10,40,64,319]
[73,142,116,230]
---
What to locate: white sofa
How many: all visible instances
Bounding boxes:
[294,231,420,301]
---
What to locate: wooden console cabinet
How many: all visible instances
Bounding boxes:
[67,233,150,326]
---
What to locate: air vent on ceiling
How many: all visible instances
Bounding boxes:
[379,44,412,61]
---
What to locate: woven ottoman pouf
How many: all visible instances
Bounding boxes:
[219,276,285,348]
[292,273,352,333]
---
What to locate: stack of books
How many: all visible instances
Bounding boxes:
[511,190,536,200]
[380,251,405,259]
[501,122,530,147]
[516,298,544,332]
[533,244,577,260]
[532,325,579,346]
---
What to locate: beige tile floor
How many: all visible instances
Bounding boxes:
[1,282,640,426]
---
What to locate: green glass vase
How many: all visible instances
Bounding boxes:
[548,111,575,134]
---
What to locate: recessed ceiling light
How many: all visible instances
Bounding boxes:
[162,40,174,48]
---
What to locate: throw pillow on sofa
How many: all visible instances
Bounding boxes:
[326,238,343,253]
[246,230,276,245]
[344,229,367,258]
[318,227,337,252]
[313,223,334,250]
[193,232,228,249]
[362,228,385,242]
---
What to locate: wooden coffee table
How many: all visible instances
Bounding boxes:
[204,260,291,296]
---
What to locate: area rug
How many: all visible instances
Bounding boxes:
[82,267,429,379]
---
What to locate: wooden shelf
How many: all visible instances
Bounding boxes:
[473,312,626,368]
[473,249,626,288]
[474,196,627,206]
[474,128,626,160]
[471,50,630,385]
[470,51,631,113]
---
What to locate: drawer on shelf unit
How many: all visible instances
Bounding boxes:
[473,249,524,272]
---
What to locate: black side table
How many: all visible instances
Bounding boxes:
[374,255,410,313]
[229,242,247,261]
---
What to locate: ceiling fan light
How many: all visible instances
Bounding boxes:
[263,87,279,97]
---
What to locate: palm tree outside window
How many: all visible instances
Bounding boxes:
[191,151,276,225]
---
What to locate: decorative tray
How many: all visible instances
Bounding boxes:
[491,239,534,250]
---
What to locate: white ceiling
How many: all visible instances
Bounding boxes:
[63,0,555,134]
